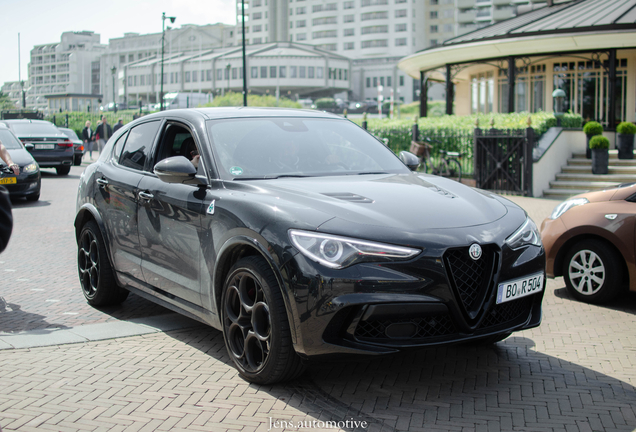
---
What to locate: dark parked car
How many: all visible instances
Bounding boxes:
[75,108,545,384]
[58,127,84,166]
[541,184,636,304]
[0,119,73,175]
[0,124,41,201]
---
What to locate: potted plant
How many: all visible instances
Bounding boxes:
[617,121,636,159]
[589,135,609,175]
[583,121,603,159]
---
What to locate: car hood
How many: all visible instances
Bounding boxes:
[255,173,509,232]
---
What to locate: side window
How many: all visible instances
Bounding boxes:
[112,131,129,161]
[118,121,161,171]
[155,123,203,172]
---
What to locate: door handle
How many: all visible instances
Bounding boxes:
[96,178,108,187]
[138,191,154,200]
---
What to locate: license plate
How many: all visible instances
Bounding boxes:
[496,272,544,304]
[35,144,55,150]
[0,177,17,185]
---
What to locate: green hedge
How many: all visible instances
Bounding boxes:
[46,111,139,137]
[204,92,301,108]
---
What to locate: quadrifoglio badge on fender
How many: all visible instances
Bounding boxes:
[497,272,544,304]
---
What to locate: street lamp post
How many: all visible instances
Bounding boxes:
[111,66,117,114]
[161,12,176,111]
[226,63,231,95]
[20,81,26,109]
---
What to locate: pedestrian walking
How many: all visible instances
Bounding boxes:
[82,120,94,160]
[95,117,113,154]
[113,118,124,132]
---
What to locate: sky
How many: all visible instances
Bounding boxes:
[0,0,237,87]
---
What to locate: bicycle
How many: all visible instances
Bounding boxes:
[410,137,463,182]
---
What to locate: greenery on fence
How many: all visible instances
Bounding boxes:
[204,92,302,108]
[45,111,139,137]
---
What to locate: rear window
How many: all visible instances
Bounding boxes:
[0,130,23,149]
[9,122,61,136]
[60,128,79,140]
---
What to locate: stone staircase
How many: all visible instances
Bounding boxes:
[542,150,636,199]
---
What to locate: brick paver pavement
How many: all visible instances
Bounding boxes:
[1,167,635,431]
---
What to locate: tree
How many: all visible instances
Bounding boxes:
[0,92,17,110]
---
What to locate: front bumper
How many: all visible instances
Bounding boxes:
[4,172,41,197]
[283,242,545,359]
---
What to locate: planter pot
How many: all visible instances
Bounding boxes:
[617,133,635,159]
[591,148,609,174]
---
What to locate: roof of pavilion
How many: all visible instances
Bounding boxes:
[398,0,636,78]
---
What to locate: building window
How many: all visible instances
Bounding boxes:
[297,33,307,40]
[270,66,277,78]
[313,30,337,38]
[430,0,438,4]
[290,66,297,78]
[253,25,262,32]
[395,9,407,18]
[326,3,337,10]
[343,1,354,9]
[185,71,191,83]
[362,25,388,34]
[207,70,213,81]
[380,77,384,86]
[253,12,262,19]
[399,75,404,86]
[373,77,378,87]
[316,43,337,51]
[472,71,495,114]
[395,23,407,32]
[128,54,134,62]
[430,11,438,19]
[387,76,392,86]
[313,17,337,25]
[253,37,262,43]
[119,55,125,63]
[443,24,454,33]
[344,28,355,36]
[297,20,306,27]
[366,77,371,88]
[251,67,258,78]
[299,66,306,78]
[193,71,199,82]
[361,39,388,48]
[395,0,407,2]
[361,0,388,5]
[280,66,287,78]
[344,42,354,50]
[317,67,323,78]
[429,39,438,46]
[395,38,407,46]
[343,14,354,23]
[312,4,323,12]
[296,6,306,14]
[128,76,133,86]
[260,66,267,78]
[232,68,238,79]
[253,0,262,5]
[308,66,314,78]
[430,25,438,33]
[361,11,388,20]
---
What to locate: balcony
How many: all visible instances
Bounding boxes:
[457,0,476,8]
[493,7,514,20]
[457,9,477,23]
[493,0,512,4]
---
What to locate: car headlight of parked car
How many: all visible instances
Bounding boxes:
[549,197,589,220]
[289,230,421,269]
[23,163,39,173]
[505,217,542,250]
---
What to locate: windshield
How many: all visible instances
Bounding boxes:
[9,122,61,136]
[206,117,409,179]
[0,130,24,149]
[60,128,79,140]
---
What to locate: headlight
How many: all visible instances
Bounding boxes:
[289,230,421,269]
[550,198,589,219]
[23,163,38,173]
[506,217,542,250]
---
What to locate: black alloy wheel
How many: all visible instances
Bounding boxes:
[221,256,305,384]
[563,239,623,304]
[77,221,129,306]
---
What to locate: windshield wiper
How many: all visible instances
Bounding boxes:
[357,171,389,175]
[233,174,310,181]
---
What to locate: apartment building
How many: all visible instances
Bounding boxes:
[27,31,106,112]
[1,82,23,109]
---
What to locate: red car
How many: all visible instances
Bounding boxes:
[540,183,636,304]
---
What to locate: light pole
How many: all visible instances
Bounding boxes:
[241,0,247,106]
[226,63,231,95]
[111,66,117,114]
[20,80,25,109]
[161,12,176,111]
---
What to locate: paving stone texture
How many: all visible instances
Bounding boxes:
[1,165,635,432]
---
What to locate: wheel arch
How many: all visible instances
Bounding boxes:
[74,204,117,271]
[554,234,629,286]
[212,236,299,345]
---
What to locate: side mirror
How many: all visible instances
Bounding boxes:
[154,156,207,185]
[398,151,420,171]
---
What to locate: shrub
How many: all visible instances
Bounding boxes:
[589,135,609,149]
[204,92,301,108]
[617,122,636,135]
[314,98,336,110]
[583,121,603,136]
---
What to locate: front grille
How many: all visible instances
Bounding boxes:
[479,297,533,329]
[355,314,458,341]
[444,246,496,317]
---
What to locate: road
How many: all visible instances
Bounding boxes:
[0,164,635,432]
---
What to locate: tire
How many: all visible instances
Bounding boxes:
[25,192,40,202]
[562,239,623,304]
[74,155,82,166]
[221,256,305,384]
[77,220,129,306]
[57,165,71,176]
[445,158,462,182]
